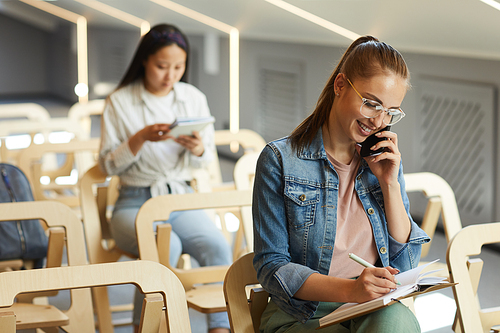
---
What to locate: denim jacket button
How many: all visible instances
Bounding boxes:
[379,247,387,254]
[367,208,375,215]
[356,175,362,180]
[299,194,306,201]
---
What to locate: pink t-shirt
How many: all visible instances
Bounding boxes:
[326,151,378,278]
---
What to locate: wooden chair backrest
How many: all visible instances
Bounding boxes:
[199,129,266,188]
[79,164,123,264]
[18,139,100,208]
[68,99,105,139]
[0,260,191,333]
[0,103,50,121]
[404,172,463,257]
[0,103,49,165]
[136,190,253,290]
[0,201,94,331]
[233,152,259,253]
[447,222,500,333]
[224,252,268,333]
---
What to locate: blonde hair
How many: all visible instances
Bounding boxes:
[289,36,410,154]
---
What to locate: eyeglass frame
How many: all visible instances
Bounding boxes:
[345,77,406,125]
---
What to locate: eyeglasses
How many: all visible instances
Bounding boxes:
[346,78,405,126]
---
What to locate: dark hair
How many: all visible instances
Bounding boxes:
[116,24,190,90]
[288,35,410,154]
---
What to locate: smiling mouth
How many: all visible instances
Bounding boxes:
[358,121,374,134]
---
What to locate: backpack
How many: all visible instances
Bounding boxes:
[0,163,48,268]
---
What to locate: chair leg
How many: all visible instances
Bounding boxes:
[0,311,16,332]
[138,293,164,333]
[92,286,115,333]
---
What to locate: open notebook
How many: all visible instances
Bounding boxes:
[318,260,455,329]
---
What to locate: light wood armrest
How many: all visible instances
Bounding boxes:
[156,223,228,289]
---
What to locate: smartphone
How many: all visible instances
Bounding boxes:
[359,126,391,157]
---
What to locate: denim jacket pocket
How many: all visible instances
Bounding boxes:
[284,180,320,229]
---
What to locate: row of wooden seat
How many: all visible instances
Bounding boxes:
[2,103,497,332]
[1,101,266,331]
[1,198,498,333]
[0,202,189,332]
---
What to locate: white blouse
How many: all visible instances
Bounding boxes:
[99,80,215,196]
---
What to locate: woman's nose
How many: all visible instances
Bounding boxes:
[369,112,385,129]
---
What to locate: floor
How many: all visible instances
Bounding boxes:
[6,97,500,332]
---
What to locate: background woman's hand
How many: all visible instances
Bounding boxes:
[357,130,401,186]
[142,123,171,142]
[128,123,171,156]
[174,131,205,157]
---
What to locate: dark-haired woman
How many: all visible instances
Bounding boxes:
[99,24,231,333]
[252,36,430,332]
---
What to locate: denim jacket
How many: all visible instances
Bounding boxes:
[252,129,430,323]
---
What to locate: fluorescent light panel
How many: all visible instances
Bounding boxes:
[150,0,240,133]
[480,0,500,11]
[19,0,80,23]
[19,0,88,102]
[265,0,360,41]
[74,0,151,35]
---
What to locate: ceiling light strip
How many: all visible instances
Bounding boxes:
[74,0,150,35]
[19,0,80,23]
[150,0,240,133]
[19,0,88,102]
[265,0,360,41]
[480,0,500,10]
[150,0,234,34]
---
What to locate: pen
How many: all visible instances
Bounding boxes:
[348,253,401,285]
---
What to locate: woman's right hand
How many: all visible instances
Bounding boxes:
[350,266,399,303]
[128,123,171,156]
[141,123,171,142]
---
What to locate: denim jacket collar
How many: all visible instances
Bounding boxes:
[297,127,370,172]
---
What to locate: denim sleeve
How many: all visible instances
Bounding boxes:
[252,145,318,304]
[388,165,431,272]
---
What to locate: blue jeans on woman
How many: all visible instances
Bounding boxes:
[110,185,232,330]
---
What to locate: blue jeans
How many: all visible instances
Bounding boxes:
[110,185,232,329]
[260,300,420,332]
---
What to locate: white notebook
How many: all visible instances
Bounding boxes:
[168,116,215,137]
[318,260,453,328]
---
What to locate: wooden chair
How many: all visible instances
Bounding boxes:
[0,102,51,121]
[233,151,259,254]
[0,103,51,164]
[79,164,134,332]
[0,260,191,333]
[404,172,463,275]
[206,129,266,188]
[136,190,253,315]
[223,252,268,333]
[192,130,264,258]
[0,200,94,331]
[0,117,87,171]
[447,222,500,333]
[404,172,462,248]
[68,99,105,139]
[18,139,100,210]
